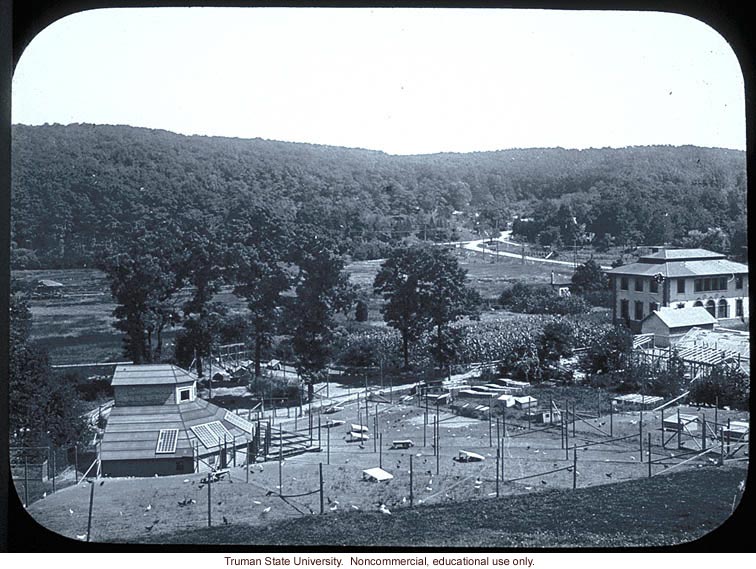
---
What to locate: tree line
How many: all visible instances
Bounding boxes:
[11,124,747,268]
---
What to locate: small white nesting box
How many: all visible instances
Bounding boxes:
[514,396,537,410]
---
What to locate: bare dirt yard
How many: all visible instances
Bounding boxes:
[23,393,748,545]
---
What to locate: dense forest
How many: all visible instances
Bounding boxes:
[10,123,747,268]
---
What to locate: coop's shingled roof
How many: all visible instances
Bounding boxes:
[100,397,252,462]
[110,364,198,387]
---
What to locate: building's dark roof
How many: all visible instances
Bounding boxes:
[100,397,255,463]
[643,307,717,329]
[639,248,725,262]
[608,257,748,278]
[111,364,197,387]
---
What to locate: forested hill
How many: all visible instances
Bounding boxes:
[11,123,747,268]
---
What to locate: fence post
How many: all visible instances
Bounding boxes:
[564,414,569,460]
[318,415,322,450]
[207,474,212,527]
[435,427,439,476]
[572,402,576,437]
[496,446,500,498]
[489,406,493,447]
[702,415,707,451]
[639,414,643,461]
[572,445,577,489]
[409,454,414,508]
[232,435,236,467]
[74,444,79,485]
[647,432,652,478]
[23,454,29,507]
[86,480,95,541]
[327,426,330,465]
[503,408,506,437]
[380,434,383,469]
[319,463,324,515]
[610,401,613,437]
[719,427,725,465]
[52,447,56,494]
[677,409,682,450]
[373,415,377,453]
[279,437,283,497]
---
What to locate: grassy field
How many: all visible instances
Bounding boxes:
[23,394,748,546]
[346,248,574,300]
[141,464,748,548]
[14,255,581,366]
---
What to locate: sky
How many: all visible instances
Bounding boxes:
[11,7,747,155]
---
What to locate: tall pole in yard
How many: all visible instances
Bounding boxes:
[489,406,492,447]
[86,480,95,541]
[572,445,577,490]
[719,427,725,465]
[496,446,500,498]
[319,463,324,515]
[609,400,613,437]
[23,454,28,507]
[51,448,56,493]
[409,455,414,508]
[74,444,79,485]
[572,402,576,437]
[677,409,682,450]
[246,440,250,483]
[380,434,383,469]
[702,415,707,451]
[647,433,652,478]
[207,474,212,527]
[639,413,643,461]
[436,426,440,476]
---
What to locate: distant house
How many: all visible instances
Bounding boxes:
[640,307,717,347]
[100,364,255,477]
[34,279,64,298]
[607,248,749,332]
[549,271,573,297]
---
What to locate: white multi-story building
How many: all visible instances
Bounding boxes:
[607,248,749,332]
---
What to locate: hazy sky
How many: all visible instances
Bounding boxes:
[11,7,746,155]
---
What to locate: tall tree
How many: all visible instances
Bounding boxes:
[374,245,434,369]
[225,201,293,378]
[571,259,608,294]
[99,213,185,363]
[418,247,481,370]
[291,233,355,399]
[175,210,226,377]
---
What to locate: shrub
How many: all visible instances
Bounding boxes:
[689,365,749,410]
[355,300,369,322]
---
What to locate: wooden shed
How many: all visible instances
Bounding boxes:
[641,308,717,347]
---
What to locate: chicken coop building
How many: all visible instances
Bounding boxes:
[100,364,256,477]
